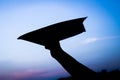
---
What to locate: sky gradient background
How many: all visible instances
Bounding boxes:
[0,0,120,80]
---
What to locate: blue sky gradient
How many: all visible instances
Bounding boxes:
[0,0,120,80]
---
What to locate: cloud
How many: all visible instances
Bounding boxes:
[81,36,120,44]
[81,37,98,44]
[0,69,47,80]
[0,69,66,80]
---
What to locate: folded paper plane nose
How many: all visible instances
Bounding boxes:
[18,36,22,39]
[18,17,87,46]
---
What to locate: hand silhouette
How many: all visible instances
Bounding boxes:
[44,41,60,50]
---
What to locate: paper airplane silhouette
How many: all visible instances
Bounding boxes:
[18,17,87,46]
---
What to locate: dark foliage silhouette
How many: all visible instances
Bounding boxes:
[58,69,120,80]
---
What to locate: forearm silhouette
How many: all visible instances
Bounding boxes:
[45,42,97,80]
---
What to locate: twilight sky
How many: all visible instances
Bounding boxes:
[0,0,120,80]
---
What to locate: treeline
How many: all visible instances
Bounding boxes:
[58,69,120,80]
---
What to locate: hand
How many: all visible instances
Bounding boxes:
[44,41,61,50]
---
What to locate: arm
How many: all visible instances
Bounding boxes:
[45,41,97,79]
